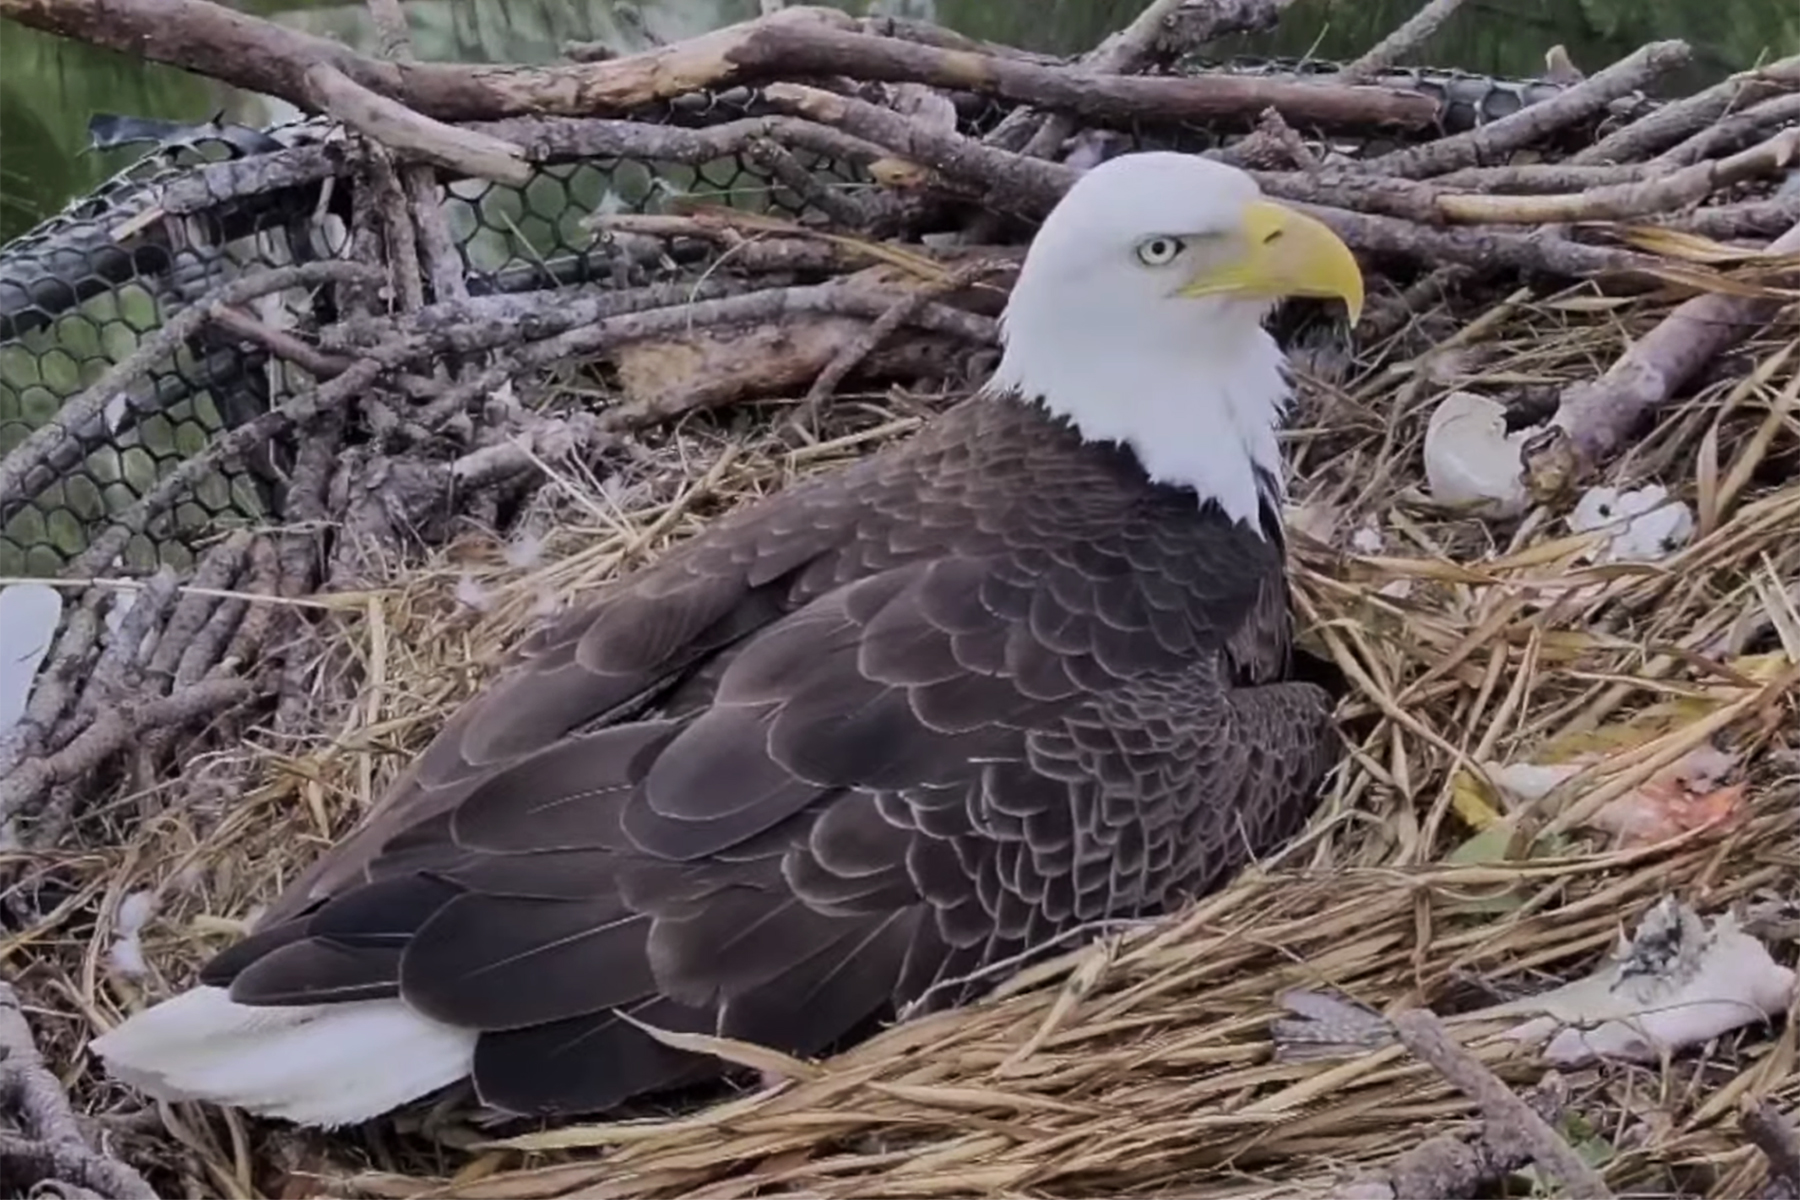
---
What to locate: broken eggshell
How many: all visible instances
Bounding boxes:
[1422,392,1535,519]
[1569,483,1695,564]
[1474,897,1795,1067]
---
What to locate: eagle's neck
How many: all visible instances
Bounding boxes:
[987,322,1293,534]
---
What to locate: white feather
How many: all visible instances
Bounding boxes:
[988,153,1297,531]
[89,986,478,1129]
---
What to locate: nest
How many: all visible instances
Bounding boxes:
[2,1,1800,1198]
[4,283,1796,1200]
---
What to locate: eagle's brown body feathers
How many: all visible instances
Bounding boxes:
[199,393,1340,1116]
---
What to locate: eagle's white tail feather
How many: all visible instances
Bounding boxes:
[89,986,479,1128]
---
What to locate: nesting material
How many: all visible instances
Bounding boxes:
[2,284,1784,1200]
[5,25,1800,1196]
[1477,897,1797,1067]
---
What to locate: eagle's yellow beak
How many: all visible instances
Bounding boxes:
[1176,199,1364,325]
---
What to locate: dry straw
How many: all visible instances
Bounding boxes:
[7,272,1800,1200]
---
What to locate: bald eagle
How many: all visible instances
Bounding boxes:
[91,152,1365,1127]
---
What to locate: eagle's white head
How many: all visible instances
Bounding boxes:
[989,152,1364,531]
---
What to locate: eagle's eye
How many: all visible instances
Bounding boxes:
[1135,236,1186,266]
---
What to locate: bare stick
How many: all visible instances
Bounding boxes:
[1524,215,1800,493]
[1432,160,1653,192]
[64,355,390,579]
[1365,40,1691,178]
[1676,194,1800,240]
[68,570,178,733]
[0,0,1435,129]
[1438,128,1800,223]
[856,14,1062,65]
[0,981,156,1200]
[1217,107,1321,170]
[1656,92,1800,168]
[742,137,874,228]
[996,0,1293,159]
[1012,0,1198,161]
[469,111,890,172]
[1391,1009,1613,1200]
[799,258,1006,421]
[0,0,853,121]
[209,305,353,378]
[145,533,252,687]
[1571,53,1800,165]
[730,21,1439,132]
[0,594,102,784]
[0,678,255,822]
[413,278,999,431]
[355,0,467,306]
[1288,202,1662,279]
[1745,1102,1800,1197]
[762,82,1078,218]
[1340,1075,1574,1200]
[1339,0,1469,83]
[363,0,409,60]
[220,535,283,673]
[365,141,425,313]
[303,61,530,184]
[762,84,1668,282]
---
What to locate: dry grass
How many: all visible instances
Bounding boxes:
[7,276,1800,1200]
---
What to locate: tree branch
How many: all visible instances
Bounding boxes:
[1365,40,1691,178]
[1523,215,1800,495]
[1438,127,1800,223]
[0,0,1436,129]
[301,61,531,184]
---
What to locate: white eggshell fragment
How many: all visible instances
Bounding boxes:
[1422,392,1534,518]
[1569,483,1694,563]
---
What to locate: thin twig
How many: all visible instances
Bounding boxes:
[1339,0,1469,83]
[798,258,1005,423]
[1390,1009,1614,1200]
[209,305,353,378]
